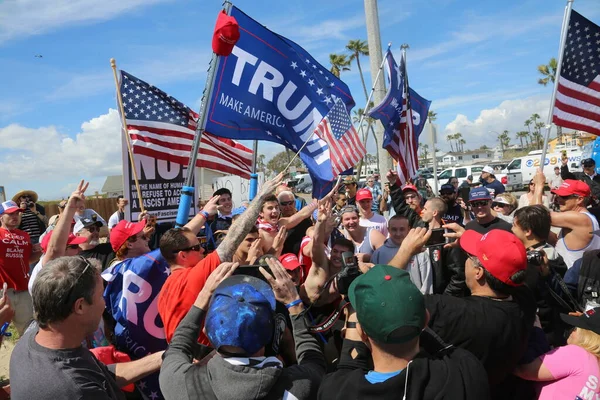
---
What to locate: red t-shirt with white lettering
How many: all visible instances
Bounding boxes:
[0,227,32,291]
[157,251,221,345]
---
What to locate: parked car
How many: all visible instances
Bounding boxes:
[295,173,313,193]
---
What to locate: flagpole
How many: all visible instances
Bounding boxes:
[110,58,146,214]
[400,43,416,183]
[355,43,391,180]
[175,1,233,227]
[249,140,259,201]
[283,131,317,172]
[539,0,574,167]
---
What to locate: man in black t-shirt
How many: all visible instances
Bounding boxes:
[465,187,512,233]
[440,184,464,226]
[422,228,535,399]
[73,217,115,271]
[278,190,313,255]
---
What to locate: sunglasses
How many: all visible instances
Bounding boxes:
[128,233,149,243]
[62,257,92,305]
[492,202,510,208]
[470,200,490,207]
[173,243,202,253]
[558,194,578,200]
[440,191,455,195]
[279,201,294,206]
[66,244,81,250]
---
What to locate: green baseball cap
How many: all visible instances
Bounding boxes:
[348,265,426,344]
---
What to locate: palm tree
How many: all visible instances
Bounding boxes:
[458,139,466,153]
[428,110,437,123]
[346,39,369,101]
[515,131,529,149]
[498,131,510,154]
[455,132,463,152]
[537,58,562,141]
[419,143,430,165]
[447,134,455,152]
[524,119,532,147]
[537,58,557,86]
[329,53,351,78]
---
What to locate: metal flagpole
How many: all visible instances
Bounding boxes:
[110,58,146,214]
[539,0,574,167]
[400,44,416,183]
[175,1,233,227]
[249,140,259,201]
[429,121,439,194]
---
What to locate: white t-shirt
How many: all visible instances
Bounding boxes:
[108,211,120,229]
[28,259,43,296]
[360,213,388,237]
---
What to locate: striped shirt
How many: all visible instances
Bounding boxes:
[18,211,44,243]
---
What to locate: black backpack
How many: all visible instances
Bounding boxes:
[578,250,600,310]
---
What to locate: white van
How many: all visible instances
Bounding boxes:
[502,147,583,191]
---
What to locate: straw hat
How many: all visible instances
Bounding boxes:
[12,190,39,203]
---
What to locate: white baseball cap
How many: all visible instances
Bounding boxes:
[482,166,494,174]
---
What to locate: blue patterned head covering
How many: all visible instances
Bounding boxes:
[205,275,275,355]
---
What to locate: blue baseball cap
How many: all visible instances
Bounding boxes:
[205,275,275,355]
[469,187,491,201]
[440,184,456,193]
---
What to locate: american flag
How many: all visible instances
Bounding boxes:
[119,71,253,178]
[553,10,600,136]
[313,99,366,176]
[387,52,418,184]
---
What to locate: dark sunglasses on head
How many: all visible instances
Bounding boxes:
[470,200,489,207]
[173,243,202,253]
[279,201,294,206]
[492,202,510,208]
[62,256,92,305]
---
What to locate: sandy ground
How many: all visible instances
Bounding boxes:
[0,340,15,380]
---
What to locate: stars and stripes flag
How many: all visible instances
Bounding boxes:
[119,71,253,178]
[368,50,431,185]
[313,98,366,176]
[553,10,600,136]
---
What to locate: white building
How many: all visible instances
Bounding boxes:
[440,149,494,167]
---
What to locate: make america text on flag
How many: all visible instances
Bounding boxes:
[119,71,253,178]
[553,10,600,136]
[313,99,366,176]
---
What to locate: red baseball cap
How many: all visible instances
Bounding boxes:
[279,253,302,271]
[110,220,146,252]
[402,184,419,194]
[356,189,373,201]
[551,179,591,197]
[41,230,87,253]
[459,229,526,287]
[212,10,240,56]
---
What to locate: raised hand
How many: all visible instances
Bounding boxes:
[400,227,431,256]
[532,168,546,187]
[260,257,299,305]
[67,180,89,210]
[202,195,221,217]
[194,262,239,310]
[271,226,287,257]
[247,237,263,264]
[259,173,285,198]
[442,223,465,248]
[386,169,398,186]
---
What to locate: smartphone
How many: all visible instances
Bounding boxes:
[426,228,446,247]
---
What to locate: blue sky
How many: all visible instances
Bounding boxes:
[1,0,598,199]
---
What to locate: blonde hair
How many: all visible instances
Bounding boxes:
[496,193,518,212]
[574,327,600,358]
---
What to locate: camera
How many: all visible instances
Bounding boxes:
[336,251,361,295]
[526,250,544,266]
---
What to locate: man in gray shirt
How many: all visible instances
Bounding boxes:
[160,258,326,400]
[10,181,163,400]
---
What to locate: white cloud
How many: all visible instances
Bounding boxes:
[0,109,123,198]
[0,0,170,44]
[441,94,551,150]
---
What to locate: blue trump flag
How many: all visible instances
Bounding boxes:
[102,249,170,399]
[204,6,355,184]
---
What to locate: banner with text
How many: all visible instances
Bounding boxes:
[122,136,197,223]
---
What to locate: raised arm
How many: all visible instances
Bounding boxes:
[216,173,284,262]
[388,227,432,270]
[279,200,318,229]
[44,180,89,264]
[112,351,163,387]
[530,168,546,206]
[560,157,577,180]
[301,201,333,303]
[184,195,220,235]
[387,169,427,229]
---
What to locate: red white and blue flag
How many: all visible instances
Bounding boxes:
[553,10,600,136]
[313,98,366,176]
[119,71,253,178]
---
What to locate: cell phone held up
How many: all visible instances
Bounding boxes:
[336,251,361,295]
[425,228,446,247]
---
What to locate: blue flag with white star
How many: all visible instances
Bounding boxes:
[204,6,355,183]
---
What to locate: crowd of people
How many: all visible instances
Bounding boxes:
[1,155,600,399]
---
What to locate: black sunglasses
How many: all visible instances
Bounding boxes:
[558,194,578,200]
[62,257,92,305]
[492,202,510,208]
[470,200,490,207]
[279,201,294,206]
[66,244,81,250]
[173,243,202,253]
